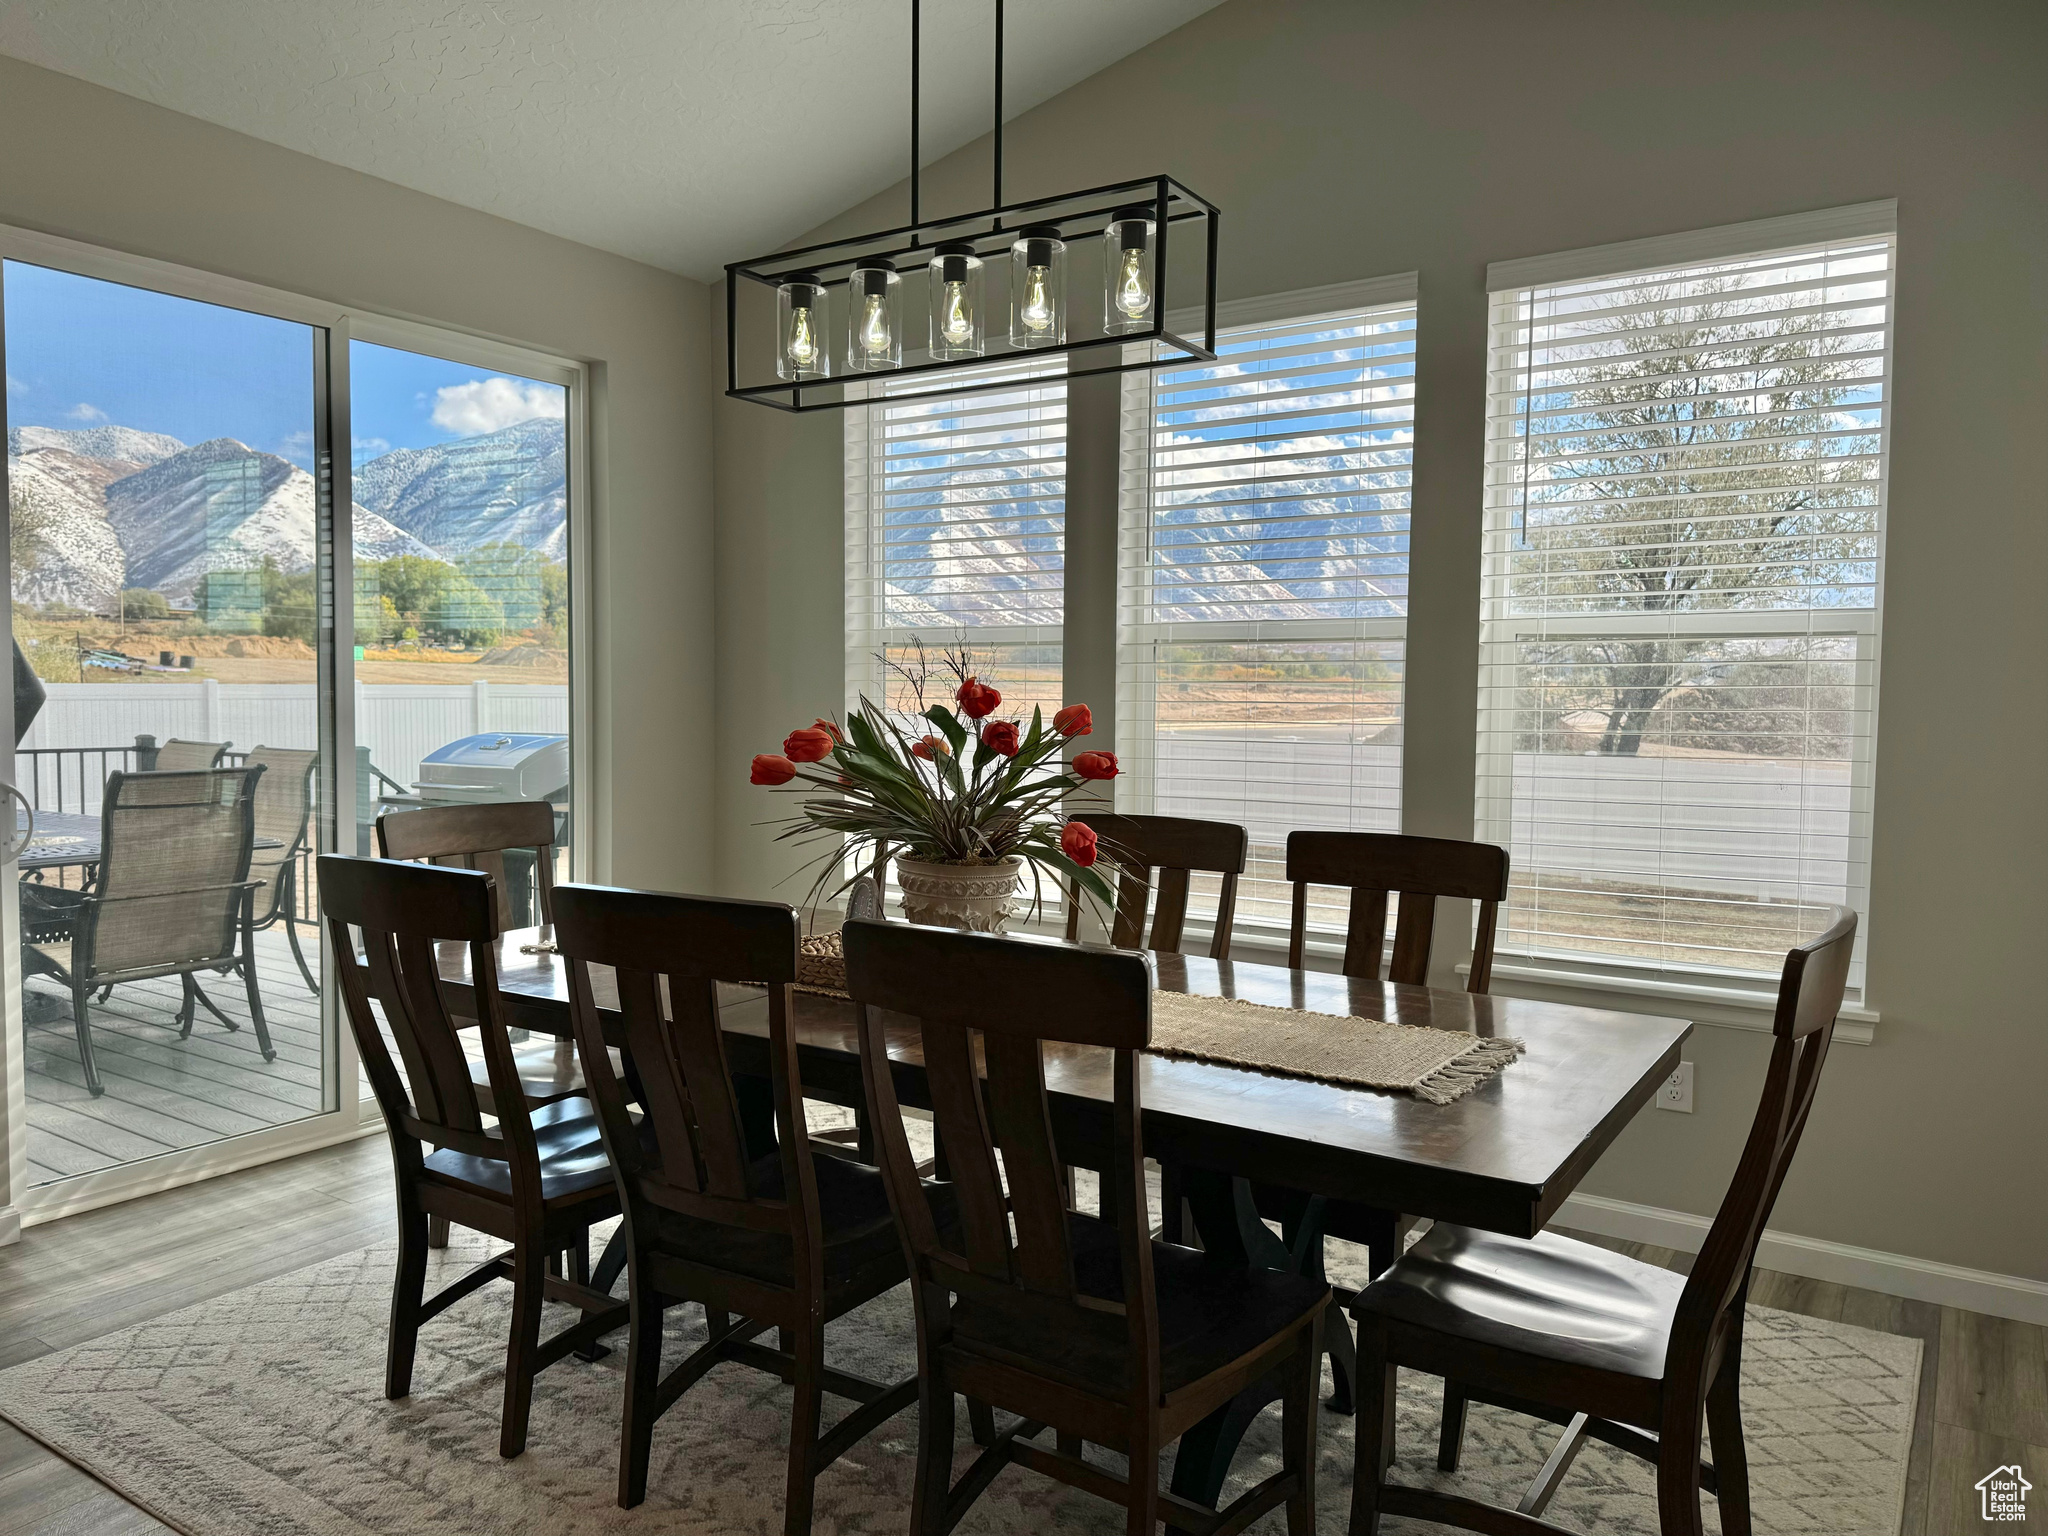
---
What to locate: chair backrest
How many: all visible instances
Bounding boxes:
[243,746,318,919]
[155,738,228,771]
[1285,831,1510,991]
[87,766,262,975]
[550,885,815,1281]
[1064,813,1247,961]
[376,800,558,928]
[1673,908,1855,1383]
[319,854,546,1190]
[842,920,1161,1405]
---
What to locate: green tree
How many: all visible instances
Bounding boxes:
[121,587,171,622]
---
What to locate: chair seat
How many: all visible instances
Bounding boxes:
[953,1211,1329,1401]
[642,1151,956,1294]
[421,1094,615,1202]
[469,1042,590,1111]
[1354,1223,1687,1381]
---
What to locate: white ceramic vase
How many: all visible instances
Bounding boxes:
[893,854,1026,933]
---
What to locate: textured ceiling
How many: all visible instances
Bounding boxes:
[0,0,1225,280]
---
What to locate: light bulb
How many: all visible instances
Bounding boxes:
[941,281,974,344]
[1116,247,1152,319]
[787,305,818,369]
[1021,266,1054,333]
[859,292,892,357]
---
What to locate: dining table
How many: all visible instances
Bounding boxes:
[16,809,284,871]
[440,926,1691,1519]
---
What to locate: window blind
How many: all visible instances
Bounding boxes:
[1117,299,1415,933]
[846,361,1066,720]
[1478,234,1892,985]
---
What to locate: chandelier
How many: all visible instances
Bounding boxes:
[725,0,1219,412]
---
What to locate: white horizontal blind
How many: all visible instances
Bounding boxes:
[846,361,1066,720]
[1118,299,1415,934]
[1478,234,1892,986]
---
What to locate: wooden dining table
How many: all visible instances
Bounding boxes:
[441,927,1690,1516]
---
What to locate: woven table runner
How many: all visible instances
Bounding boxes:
[795,935,1521,1104]
[1146,990,1524,1104]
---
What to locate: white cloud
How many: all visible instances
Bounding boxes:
[353,436,390,456]
[66,402,107,422]
[4,372,25,397]
[430,377,565,437]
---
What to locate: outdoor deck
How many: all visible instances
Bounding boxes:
[21,925,334,1189]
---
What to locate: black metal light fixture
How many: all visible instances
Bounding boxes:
[726,0,1219,412]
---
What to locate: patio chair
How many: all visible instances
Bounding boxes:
[243,746,321,994]
[22,766,274,1096]
[152,739,229,771]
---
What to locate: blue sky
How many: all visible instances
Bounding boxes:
[3,261,563,471]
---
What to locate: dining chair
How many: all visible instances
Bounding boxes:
[319,854,627,1459]
[152,738,229,771]
[1240,832,1512,1418]
[377,800,579,1105]
[843,917,1329,1536]
[1063,813,1247,960]
[1350,908,1858,1536]
[1066,814,1246,1249]
[242,745,320,994]
[22,767,272,1096]
[1285,830,1510,992]
[552,884,938,1530]
[376,799,560,929]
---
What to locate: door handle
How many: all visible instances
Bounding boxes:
[3,782,32,863]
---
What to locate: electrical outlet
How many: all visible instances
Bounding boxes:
[1657,1061,1694,1113]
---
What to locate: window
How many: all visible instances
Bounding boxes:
[845,362,1066,719]
[1116,284,1415,934]
[1478,220,1892,987]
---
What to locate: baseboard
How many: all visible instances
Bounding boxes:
[1558,1192,2048,1325]
[0,1204,19,1248]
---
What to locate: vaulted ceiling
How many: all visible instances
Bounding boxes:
[0,0,1225,280]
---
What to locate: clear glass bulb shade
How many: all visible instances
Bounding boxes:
[928,249,985,360]
[1009,233,1067,349]
[846,267,901,372]
[1103,215,1156,335]
[776,281,827,381]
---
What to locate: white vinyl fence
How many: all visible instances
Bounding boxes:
[16,681,569,813]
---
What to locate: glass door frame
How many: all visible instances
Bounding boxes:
[0,223,594,1234]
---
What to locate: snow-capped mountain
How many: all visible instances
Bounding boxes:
[352,417,566,558]
[6,446,131,610]
[105,439,436,603]
[8,424,186,469]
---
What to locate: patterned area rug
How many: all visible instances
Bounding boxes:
[0,1220,1917,1536]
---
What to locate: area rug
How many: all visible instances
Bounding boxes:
[0,1221,1917,1536]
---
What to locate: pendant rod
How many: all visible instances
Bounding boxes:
[992,0,1004,217]
[909,0,921,230]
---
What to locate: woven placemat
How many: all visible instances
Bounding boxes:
[1148,990,1524,1104]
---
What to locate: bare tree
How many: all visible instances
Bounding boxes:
[1510,265,1880,755]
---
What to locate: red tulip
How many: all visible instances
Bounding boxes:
[1053,703,1093,738]
[981,720,1021,757]
[955,676,1002,719]
[911,734,951,760]
[1072,750,1120,781]
[783,726,835,763]
[813,717,844,744]
[750,754,796,785]
[1060,820,1099,867]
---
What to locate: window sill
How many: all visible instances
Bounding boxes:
[1459,960,1877,1046]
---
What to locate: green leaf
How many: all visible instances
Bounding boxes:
[923,704,968,756]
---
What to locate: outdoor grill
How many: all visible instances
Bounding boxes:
[410,732,568,807]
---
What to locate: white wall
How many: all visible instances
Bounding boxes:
[711,0,2048,1286]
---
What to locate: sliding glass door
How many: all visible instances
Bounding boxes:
[1,252,343,1205]
[0,232,586,1229]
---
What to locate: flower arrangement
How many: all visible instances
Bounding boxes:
[749,645,1118,922]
